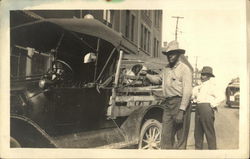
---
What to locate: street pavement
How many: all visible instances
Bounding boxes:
[186,102,239,149]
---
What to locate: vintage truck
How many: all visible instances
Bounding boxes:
[225,78,240,107]
[10,16,165,149]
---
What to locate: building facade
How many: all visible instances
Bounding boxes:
[108,10,163,59]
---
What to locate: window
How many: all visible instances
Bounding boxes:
[131,15,135,41]
[147,31,150,52]
[143,27,147,50]
[158,11,161,28]
[156,40,159,57]
[140,24,143,48]
[110,10,114,27]
[125,10,130,38]
[153,38,156,57]
[103,10,111,23]
[103,10,114,28]
[140,24,151,53]
[154,10,161,28]
[153,38,159,57]
[154,11,157,26]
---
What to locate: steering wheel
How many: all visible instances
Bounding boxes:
[50,60,73,81]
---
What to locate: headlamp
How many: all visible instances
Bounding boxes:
[39,79,46,89]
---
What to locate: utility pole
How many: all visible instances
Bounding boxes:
[172,16,184,41]
[195,56,198,72]
[194,56,199,85]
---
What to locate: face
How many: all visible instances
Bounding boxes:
[51,63,65,80]
[133,66,142,75]
[167,53,180,66]
[132,65,142,75]
[200,74,210,82]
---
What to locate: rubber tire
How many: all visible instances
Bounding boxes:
[138,119,162,149]
[10,137,21,148]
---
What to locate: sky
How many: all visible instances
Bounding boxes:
[162,5,245,99]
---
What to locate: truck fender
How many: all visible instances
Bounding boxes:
[11,115,57,148]
[120,105,164,143]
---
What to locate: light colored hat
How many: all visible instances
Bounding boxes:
[162,40,185,55]
[201,66,215,77]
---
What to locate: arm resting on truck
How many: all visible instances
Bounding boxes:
[146,74,162,85]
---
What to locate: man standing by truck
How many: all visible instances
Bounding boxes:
[146,40,193,149]
[192,66,218,149]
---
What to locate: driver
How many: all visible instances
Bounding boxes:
[40,59,76,90]
[47,60,73,82]
[51,61,65,81]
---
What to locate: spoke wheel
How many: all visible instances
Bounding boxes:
[138,119,162,150]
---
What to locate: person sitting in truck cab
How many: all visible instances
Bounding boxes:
[124,64,149,86]
[50,60,73,82]
[39,59,74,89]
[124,64,142,84]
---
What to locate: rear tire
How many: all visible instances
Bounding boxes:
[138,119,162,149]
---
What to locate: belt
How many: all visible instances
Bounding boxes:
[197,103,218,111]
[166,95,181,100]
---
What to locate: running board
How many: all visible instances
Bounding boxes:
[52,128,129,148]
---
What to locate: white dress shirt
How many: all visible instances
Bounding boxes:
[192,78,219,108]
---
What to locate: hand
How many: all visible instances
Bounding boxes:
[139,70,147,76]
[175,110,184,124]
[213,107,218,112]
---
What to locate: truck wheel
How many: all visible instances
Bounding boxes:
[10,137,21,147]
[138,119,162,149]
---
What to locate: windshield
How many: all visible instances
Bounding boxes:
[11,19,120,85]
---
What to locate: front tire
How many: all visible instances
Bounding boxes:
[10,137,21,148]
[138,119,162,149]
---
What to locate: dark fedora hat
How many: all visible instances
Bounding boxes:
[162,40,185,55]
[201,66,215,77]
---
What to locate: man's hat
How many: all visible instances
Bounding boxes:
[201,66,215,77]
[162,40,185,55]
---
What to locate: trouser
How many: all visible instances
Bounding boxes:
[160,96,192,149]
[194,103,217,149]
